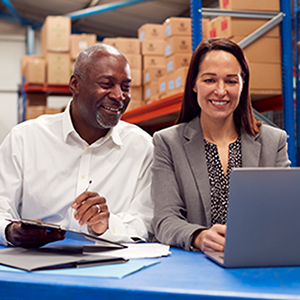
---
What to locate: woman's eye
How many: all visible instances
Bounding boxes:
[226,80,238,85]
[203,78,214,83]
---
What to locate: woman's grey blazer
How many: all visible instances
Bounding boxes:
[151,117,291,251]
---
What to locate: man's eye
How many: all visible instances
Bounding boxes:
[99,82,111,88]
[122,84,131,91]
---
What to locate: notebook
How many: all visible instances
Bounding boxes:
[205,167,300,268]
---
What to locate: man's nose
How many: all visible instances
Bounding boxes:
[111,85,126,101]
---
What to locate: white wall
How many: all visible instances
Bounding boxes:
[0,20,43,144]
[0,20,71,144]
[0,20,26,144]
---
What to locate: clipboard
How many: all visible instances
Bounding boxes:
[0,247,128,271]
[6,218,127,252]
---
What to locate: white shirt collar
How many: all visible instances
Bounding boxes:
[62,99,123,147]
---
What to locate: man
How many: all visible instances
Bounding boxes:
[0,44,153,248]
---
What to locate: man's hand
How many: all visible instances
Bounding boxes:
[71,191,109,235]
[193,224,226,252]
[5,219,65,248]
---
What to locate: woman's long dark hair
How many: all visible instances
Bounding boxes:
[176,38,261,136]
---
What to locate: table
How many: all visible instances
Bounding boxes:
[1,246,300,300]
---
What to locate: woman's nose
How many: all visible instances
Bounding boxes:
[214,81,227,97]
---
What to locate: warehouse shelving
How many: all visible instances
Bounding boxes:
[19,78,71,122]
[124,0,296,166]
[17,0,296,164]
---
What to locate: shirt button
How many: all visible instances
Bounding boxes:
[81,174,86,179]
[86,148,90,152]
[112,228,116,234]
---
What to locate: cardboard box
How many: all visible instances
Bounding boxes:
[143,55,166,69]
[143,67,166,85]
[41,16,71,56]
[138,23,165,40]
[166,75,176,97]
[231,36,281,64]
[144,81,159,101]
[141,39,165,56]
[131,86,143,101]
[219,17,279,39]
[102,37,140,54]
[158,75,168,99]
[202,19,210,40]
[165,36,192,57]
[249,62,282,92]
[46,52,71,85]
[166,53,191,72]
[131,69,142,87]
[124,54,142,70]
[173,67,188,93]
[26,93,47,106]
[45,107,64,114]
[206,17,220,38]
[24,57,46,84]
[219,0,280,12]
[21,55,41,76]
[70,60,75,75]
[70,34,97,60]
[164,17,191,38]
[102,37,118,46]
[26,106,45,120]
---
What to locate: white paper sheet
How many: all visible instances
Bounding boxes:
[89,242,171,259]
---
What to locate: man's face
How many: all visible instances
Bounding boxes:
[75,52,131,131]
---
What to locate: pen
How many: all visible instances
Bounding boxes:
[73,179,93,218]
[85,179,93,192]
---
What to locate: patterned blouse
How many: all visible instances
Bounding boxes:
[204,136,242,225]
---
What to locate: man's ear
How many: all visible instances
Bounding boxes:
[69,74,80,95]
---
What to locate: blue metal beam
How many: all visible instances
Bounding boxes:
[0,11,42,28]
[26,26,34,55]
[190,0,202,52]
[1,0,24,25]
[294,1,300,166]
[65,0,151,19]
[280,0,296,166]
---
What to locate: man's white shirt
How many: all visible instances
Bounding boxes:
[0,101,153,245]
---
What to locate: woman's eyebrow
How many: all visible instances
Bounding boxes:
[200,72,217,77]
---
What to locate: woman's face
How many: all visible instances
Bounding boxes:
[193,50,243,123]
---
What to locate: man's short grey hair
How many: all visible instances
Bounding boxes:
[73,43,124,81]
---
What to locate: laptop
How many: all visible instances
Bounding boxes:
[205,167,300,268]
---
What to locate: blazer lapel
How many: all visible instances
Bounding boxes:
[183,117,211,225]
[241,130,261,167]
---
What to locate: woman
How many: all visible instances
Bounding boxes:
[151,38,290,252]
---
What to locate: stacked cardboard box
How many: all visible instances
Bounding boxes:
[205,0,282,97]
[41,16,71,85]
[70,33,97,74]
[21,55,46,84]
[158,17,192,99]
[138,23,166,104]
